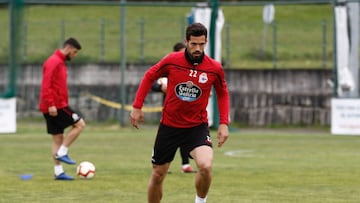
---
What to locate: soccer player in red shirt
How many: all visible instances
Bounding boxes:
[39,38,86,180]
[130,23,230,203]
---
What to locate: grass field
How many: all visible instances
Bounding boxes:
[0,3,333,68]
[1,120,360,202]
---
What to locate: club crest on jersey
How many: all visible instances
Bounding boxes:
[175,81,202,102]
[199,73,208,84]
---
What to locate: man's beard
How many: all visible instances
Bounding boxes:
[185,50,204,65]
[66,54,71,61]
[191,52,202,59]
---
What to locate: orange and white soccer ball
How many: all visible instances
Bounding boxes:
[77,161,96,179]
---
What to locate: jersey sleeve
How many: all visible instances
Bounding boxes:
[213,67,230,125]
[132,55,169,109]
[41,63,58,108]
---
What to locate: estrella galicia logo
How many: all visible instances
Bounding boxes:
[175,81,202,102]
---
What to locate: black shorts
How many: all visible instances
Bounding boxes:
[43,106,82,135]
[151,81,162,92]
[151,123,212,165]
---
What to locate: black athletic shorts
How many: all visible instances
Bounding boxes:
[151,81,162,92]
[151,123,212,165]
[43,106,82,135]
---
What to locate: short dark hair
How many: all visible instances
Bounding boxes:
[63,37,82,50]
[173,42,186,52]
[185,23,207,40]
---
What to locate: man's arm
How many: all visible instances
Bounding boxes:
[41,63,57,112]
[130,75,154,129]
[217,124,229,147]
[130,108,144,129]
[131,55,170,128]
[213,67,230,147]
[214,69,230,126]
[132,56,169,109]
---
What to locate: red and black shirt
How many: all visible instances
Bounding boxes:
[39,49,69,113]
[133,51,230,128]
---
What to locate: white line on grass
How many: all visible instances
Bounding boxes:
[224,149,254,157]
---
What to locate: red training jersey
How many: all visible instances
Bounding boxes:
[38,49,69,113]
[132,51,230,128]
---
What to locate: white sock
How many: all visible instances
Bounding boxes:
[54,165,64,176]
[195,195,207,203]
[57,145,68,157]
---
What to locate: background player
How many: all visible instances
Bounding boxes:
[39,38,86,180]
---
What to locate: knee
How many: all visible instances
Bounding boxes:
[151,170,166,185]
[76,119,86,131]
[197,162,212,176]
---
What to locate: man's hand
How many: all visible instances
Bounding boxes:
[217,124,229,147]
[130,108,144,129]
[48,106,57,116]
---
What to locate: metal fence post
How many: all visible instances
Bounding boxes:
[322,19,327,69]
[99,18,105,62]
[272,21,277,69]
[332,0,338,97]
[60,19,65,47]
[225,23,230,69]
[119,0,126,127]
[180,16,185,40]
[22,21,27,62]
[138,17,144,63]
[209,0,220,129]
[2,0,23,98]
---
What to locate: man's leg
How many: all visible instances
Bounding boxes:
[190,145,213,199]
[52,134,64,165]
[63,118,86,147]
[148,163,170,203]
[55,118,85,164]
[52,134,73,180]
[180,147,195,173]
[180,147,190,165]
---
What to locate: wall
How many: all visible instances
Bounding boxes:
[227,69,333,126]
[0,64,333,126]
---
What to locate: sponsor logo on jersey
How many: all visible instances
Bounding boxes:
[175,81,202,102]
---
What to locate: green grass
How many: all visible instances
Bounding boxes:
[1,120,360,202]
[0,4,334,68]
